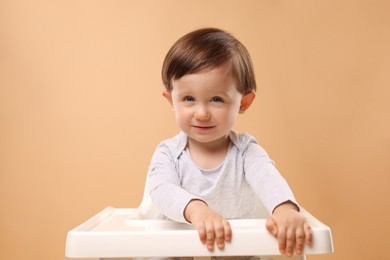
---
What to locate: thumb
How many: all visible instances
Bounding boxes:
[266,217,278,237]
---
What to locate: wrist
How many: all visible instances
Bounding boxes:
[273,201,299,214]
[184,199,207,223]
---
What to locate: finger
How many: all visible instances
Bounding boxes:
[205,221,215,251]
[304,222,313,245]
[214,221,225,249]
[295,228,305,255]
[276,226,287,254]
[196,222,207,244]
[285,228,295,257]
[222,219,232,241]
[266,218,278,237]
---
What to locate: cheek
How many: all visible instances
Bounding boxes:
[174,108,191,123]
[227,112,239,124]
[213,108,237,125]
[222,105,240,117]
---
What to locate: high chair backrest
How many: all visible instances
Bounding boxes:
[129,176,160,219]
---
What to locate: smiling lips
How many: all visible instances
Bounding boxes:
[193,125,214,130]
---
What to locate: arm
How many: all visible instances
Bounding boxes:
[243,143,312,256]
[149,141,231,250]
[148,142,202,223]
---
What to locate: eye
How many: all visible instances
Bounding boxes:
[183,96,195,102]
[210,96,224,103]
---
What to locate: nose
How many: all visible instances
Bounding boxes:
[194,106,211,121]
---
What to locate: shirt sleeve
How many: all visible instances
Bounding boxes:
[243,142,299,214]
[148,142,202,223]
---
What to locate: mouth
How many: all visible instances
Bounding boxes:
[193,125,215,130]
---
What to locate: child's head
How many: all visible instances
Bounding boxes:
[161,28,257,146]
[162,28,256,95]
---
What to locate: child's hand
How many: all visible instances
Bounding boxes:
[184,199,232,251]
[266,202,312,256]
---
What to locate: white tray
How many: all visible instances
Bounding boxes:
[65,207,333,258]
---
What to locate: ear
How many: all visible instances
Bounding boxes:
[162,91,174,107]
[239,91,256,114]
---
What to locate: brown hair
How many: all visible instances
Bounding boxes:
[161,28,257,94]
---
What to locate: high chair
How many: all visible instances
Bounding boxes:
[65,176,334,260]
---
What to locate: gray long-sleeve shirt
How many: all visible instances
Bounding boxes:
[148,131,298,223]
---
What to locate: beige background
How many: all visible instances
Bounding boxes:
[1,1,389,259]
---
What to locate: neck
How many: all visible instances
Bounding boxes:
[186,134,230,169]
[188,134,230,153]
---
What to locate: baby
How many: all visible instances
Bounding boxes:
[148,28,312,257]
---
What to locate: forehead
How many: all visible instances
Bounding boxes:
[171,65,238,94]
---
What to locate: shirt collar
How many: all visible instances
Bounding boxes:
[174,130,249,159]
[174,131,188,159]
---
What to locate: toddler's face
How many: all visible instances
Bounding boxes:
[164,64,244,146]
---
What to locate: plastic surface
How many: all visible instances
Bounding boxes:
[65,207,333,258]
